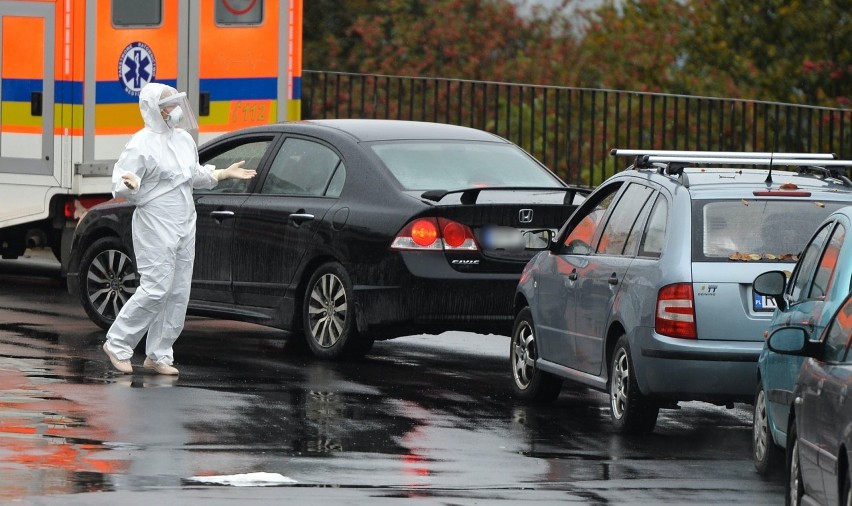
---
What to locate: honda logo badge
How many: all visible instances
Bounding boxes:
[518,209,533,224]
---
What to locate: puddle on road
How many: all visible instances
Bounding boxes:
[0,357,127,499]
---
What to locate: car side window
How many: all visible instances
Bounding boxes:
[597,183,655,256]
[638,195,668,258]
[325,162,346,198]
[809,223,846,300]
[560,182,622,255]
[262,138,342,196]
[196,139,273,194]
[824,296,852,362]
[788,223,833,303]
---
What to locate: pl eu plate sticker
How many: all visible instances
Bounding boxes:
[119,42,157,97]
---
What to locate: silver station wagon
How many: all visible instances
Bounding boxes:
[510,150,852,433]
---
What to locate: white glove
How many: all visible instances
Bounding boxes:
[214,161,256,181]
[121,172,140,190]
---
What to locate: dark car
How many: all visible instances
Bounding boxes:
[751,206,852,476]
[67,119,588,359]
[767,293,852,505]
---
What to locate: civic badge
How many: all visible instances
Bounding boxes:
[518,209,533,224]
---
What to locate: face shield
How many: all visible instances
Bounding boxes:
[157,91,198,131]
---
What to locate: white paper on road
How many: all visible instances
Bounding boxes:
[187,472,297,487]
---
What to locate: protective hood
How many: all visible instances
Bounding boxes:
[139,82,171,134]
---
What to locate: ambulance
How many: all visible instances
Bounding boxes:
[0,0,303,272]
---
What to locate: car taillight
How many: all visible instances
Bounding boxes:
[411,219,439,247]
[655,283,697,339]
[64,197,110,220]
[437,218,477,250]
[390,218,478,251]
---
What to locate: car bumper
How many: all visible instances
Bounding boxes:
[344,251,523,338]
[355,276,517,338]
[631,329,763,402]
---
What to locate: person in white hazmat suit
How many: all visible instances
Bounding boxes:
[102,82,256,375]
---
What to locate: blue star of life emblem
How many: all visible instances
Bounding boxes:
[118,42,157,96]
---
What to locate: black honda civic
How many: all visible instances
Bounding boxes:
[67,119,588,359]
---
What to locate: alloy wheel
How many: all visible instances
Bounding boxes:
[86,248,137,321]
[611,347,630,419]
[512,320,536,390]
[789,438,802,506]
[753,390,771,464]
[307,273,348,348]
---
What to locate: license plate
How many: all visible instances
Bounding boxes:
[753,291,777,312]
[481,227,553,251]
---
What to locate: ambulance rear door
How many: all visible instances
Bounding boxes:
[0,1,57,225]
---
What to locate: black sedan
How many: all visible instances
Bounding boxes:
[767,293,852,505]
[67,119,588,359]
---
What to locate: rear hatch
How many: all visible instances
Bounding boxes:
[408,187,589,273]
[691,196,849,341]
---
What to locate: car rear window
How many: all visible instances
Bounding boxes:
[370,141,562,190]
[692,199,848,262]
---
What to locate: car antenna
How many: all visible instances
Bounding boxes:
[765,152,774,184]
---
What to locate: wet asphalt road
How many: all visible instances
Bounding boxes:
[0,252,785,505]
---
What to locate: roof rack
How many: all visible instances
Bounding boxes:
[609,149,852,189]
[610,149,837,159]
[637,156,852,166]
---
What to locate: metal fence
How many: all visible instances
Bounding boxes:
[302,70,852,188]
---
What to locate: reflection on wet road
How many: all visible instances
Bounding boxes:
[0,255,785,504]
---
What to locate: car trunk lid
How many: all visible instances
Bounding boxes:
[405,187,589,273]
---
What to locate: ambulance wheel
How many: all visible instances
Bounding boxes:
[78,237,139,330]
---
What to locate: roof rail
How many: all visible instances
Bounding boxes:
[610,149,852,188]
[637,156,852,166]
[610,149,837,159]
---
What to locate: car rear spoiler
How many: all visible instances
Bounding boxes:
[420,186,591,205]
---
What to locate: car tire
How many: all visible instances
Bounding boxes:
[77,236,138,331]
[786,419,805,506]
[510,307,562,403]
[302,262,372,360]
[753,379,783,476]
[609,336,658,434]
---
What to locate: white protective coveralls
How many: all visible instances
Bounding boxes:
[104,82,218,367]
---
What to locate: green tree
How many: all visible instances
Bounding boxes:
[319,0,580,85]
[574,0,696,94]
[303,0,376,71]
[683,0,852,106]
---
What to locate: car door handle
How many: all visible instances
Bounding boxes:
[289,213,315,225]
[209,210,235,221]
[816,379,825,396]
[608,273,619,286]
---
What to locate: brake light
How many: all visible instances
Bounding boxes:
[442,221,466,247]
[390,218,478,251]
[437,218,477,250]
[752,191,811,197]
[411,219,438,246]
[656,283,697,339]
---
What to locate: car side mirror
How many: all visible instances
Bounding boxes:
[753,270,787,311]
[522,229,553,251]
[766,327,817,356]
